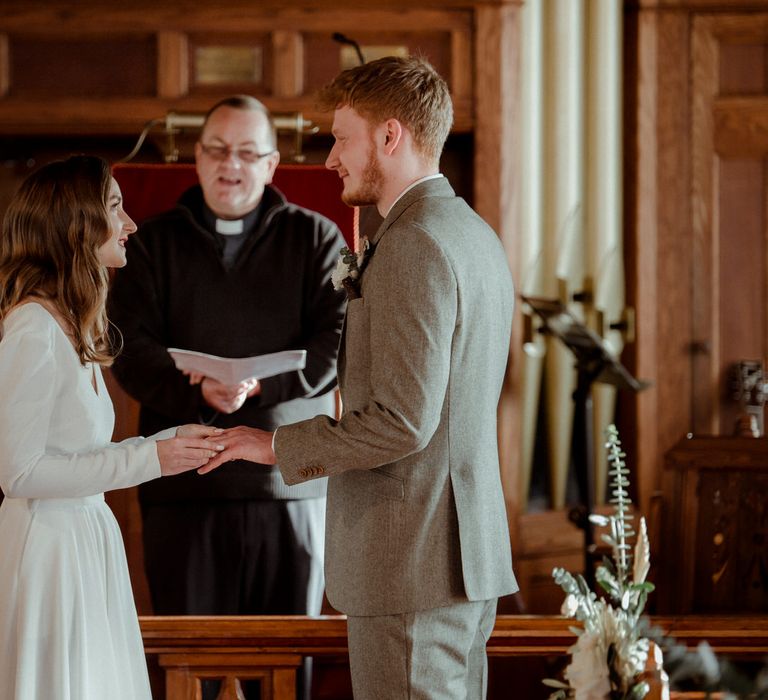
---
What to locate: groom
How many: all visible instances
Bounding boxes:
[201,55,517,699]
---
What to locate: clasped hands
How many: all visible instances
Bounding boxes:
[156,425,275,477]
[160,372,275,476]
[198,426,276,474]
[156,424,225,476]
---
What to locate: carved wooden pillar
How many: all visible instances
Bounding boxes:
[626,2,694,520]
[474,0,524,550]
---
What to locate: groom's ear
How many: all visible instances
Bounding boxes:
[381,119,403,155]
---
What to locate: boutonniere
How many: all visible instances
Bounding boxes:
[331,238,371,300]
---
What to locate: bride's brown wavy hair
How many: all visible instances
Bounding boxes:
[0,155,117,366]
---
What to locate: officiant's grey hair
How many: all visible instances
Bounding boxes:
[202,95,277,151]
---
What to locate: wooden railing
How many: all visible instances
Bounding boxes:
[140,614,768,700]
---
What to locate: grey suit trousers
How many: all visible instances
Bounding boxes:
[346,598,497,700]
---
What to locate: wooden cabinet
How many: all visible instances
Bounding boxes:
[660,437,768,613]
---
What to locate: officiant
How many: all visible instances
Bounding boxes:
[108,94,346,698]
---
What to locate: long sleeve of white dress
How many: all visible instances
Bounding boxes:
[0,304,164,499]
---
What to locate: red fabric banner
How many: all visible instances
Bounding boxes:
[112,163,357,248]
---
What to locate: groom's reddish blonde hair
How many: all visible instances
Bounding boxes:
[317,55,454,165]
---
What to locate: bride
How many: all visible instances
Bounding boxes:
[0,155,222,699]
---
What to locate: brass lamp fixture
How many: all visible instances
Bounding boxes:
[120,111,319,164]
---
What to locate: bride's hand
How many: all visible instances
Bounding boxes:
[157,425,225,476]
[176,424,223,439]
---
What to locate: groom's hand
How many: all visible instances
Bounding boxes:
[198,426,276,474]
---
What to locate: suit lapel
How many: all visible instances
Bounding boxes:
[369,176,455,248]
[337,177,456,404]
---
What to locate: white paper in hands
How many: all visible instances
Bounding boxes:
[168,348,307,385]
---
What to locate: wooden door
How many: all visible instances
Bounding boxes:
[691,13,768,437]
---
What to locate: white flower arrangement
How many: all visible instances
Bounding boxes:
[544,424,656,700]
[331,238,371,299]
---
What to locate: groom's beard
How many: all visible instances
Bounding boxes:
[341,143,384,207]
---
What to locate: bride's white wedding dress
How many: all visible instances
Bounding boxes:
[0,303,171,700]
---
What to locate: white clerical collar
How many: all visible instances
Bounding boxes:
[215,218,245,235]
[384,174,443,217]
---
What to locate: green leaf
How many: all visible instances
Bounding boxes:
[627,681,650,699]
[546,691,569,700]
[575,575,593,596]
[596,568,621,598]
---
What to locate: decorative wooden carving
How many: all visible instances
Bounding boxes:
[662,437,768,613]
[729,360,766,436]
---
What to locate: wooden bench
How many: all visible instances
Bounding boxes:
[140,614,768,699]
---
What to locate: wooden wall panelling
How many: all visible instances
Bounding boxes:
[633,0,768,11]
[708,16,768,438]
[512,511,584,613]
[628,4,768,614]
[693,13,768,433]
[8,32,158,99]
[652,11,694,483]
[628,6,693,523]
[717,158,766,434]
[623,3,659,522]
[0,3,476,134]
[719,44,766,96]
[1,3,474,33]
[450,28,472,104]
[272,31,304,98]
[157,31,189,99]
[715,97,768,155]
[474,2,524,560]
[0,34,8,98]
[691,15,719,436]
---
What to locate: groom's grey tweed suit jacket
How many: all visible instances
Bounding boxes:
[275,177,518,616]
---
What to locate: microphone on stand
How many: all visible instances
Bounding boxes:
[332,32,365,65]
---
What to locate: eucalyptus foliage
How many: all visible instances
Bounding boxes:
[544,425,654,700]
[543,425,768,699]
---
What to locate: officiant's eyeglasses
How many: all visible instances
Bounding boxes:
[199,143,276,164]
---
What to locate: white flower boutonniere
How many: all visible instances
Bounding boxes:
[331,238,371,300]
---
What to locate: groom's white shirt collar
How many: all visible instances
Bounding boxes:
[383,174,443,217]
